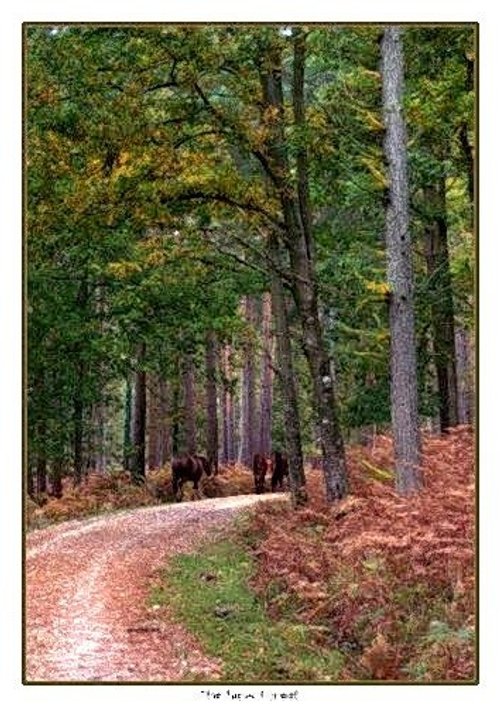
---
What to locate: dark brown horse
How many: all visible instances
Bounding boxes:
[271,450,289,492]
[172,454,212,500]
[252,453,269,495]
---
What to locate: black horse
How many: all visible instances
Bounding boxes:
[172,454,212,501]
[271,451,289,491]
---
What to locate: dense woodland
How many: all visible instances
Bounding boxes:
[26,23,476,684]
[27,24,474,507]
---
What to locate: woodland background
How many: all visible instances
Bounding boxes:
[24,24,476,682]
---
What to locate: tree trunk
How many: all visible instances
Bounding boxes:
[455,327,473,424]
[158,377,171,466]
[221,346,230,464]
[36,441,47,496]
[381,27,422,494]
[171,367,181,458]
[148,375,171,469]
[221,343,236,464]
[123,376,132,470]
[95,399,107,474]
[293,28,314,261]
[131,342,147,483]
[289,240,348,501]
[259,37,348,502]
[460,52,475,207]
[73,360,84,485]
[258,292,274,457]
[51,459,64,499]
[34,371,47,495]
[269,232,307,507]
[183,352,197,455]
[459,124,474,209]
[238,296,256,467]
[423,180,459,431]
[147,373,162,470]
[27,465,35,498]
[73,278,89,486]
[233,368,241,463]
[205,331,219,474]
[424,333,442,434]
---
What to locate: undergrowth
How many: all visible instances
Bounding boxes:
[26,463,255,530]
[28,427,476,683]
[151,426,475,683]
[245,426,476,682]
[153,539,344,682]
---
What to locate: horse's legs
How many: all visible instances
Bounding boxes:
[174,474,184,502]
[193,473,204,500]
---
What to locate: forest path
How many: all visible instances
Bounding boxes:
[26,493,283,682]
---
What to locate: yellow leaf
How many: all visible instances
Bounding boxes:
[360,156,388,189]
[365,280,390,295]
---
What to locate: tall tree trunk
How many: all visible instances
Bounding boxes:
[460,52,475,208]
[459,124,474,209]
[456,52,475,428]
[381,27,422,494]
[258,292,274,457]
[36,426,47,496]
[84,405,96,474]
[27,465,35,499]
[51,458,64,499]
[171,372,181,457]
[269,232,307,507]
[131,342,147,483]
[221,343,236,464]
[158,377,171,466]
[293,28,314,261]
[234,375,241,461]
[73,359,85,485]
[205,331,219,474]
[183,352,197,455]
[147,373,162,470]
[34,371,47,495]
[455,327,473,424]
[259,38,347,501]
[423,180,459,431]
[93,285,108,475]
[123,376,132,470]
[424,333,442,434]
[73,278,89,486]
[221,345,230,465]
[238,296,256,467]
[95,399,107,474]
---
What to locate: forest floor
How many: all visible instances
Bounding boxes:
[25,426,475,683]
[151,426,476,682]
[25,493,285,682]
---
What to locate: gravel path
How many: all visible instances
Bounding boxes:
[25,494,284,682]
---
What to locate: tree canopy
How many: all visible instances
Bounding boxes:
[26,24,475,499]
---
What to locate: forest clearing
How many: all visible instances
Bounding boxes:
[26,24,475,684]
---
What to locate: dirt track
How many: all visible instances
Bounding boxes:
[25,494,283,682]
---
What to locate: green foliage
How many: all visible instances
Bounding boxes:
[155,539,344,681]
[26,24,475,476]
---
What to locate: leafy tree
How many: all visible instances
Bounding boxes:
[26,24,474,505]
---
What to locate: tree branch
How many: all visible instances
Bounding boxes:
[171,189,284,228]
[193,81,281,188]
